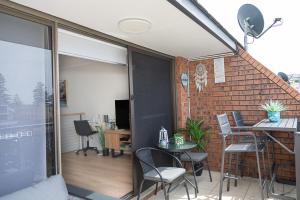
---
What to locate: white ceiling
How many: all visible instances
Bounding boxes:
[11,0,233,58]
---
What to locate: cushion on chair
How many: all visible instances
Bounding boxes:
[0,175,68,200]
[180,152,208,162]
[144,167,186,183]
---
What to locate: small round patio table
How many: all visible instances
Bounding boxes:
[158,141,197,153]
[158,141,198,195]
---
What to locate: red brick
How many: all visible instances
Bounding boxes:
[291,91,299,98]
[256,64,264,70]
[175,53,300,181]
[252,61,260,67]
[260,67,267,74]
[281,84,289,90]
[240,51,249,60]
[277,80,285,87]
[286,87,293,94]
[264,70,272,77]
[273,76,281,83]
[268,73,276,80]
[249,58,255,64]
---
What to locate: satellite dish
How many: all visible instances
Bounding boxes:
[278,72,290,84]
[237,4,282,50]
[238,4,264,37]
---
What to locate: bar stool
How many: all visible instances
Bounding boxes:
[232,111,272,183]
[217,113,267,200]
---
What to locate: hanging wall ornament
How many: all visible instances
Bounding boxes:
[180,72,189,89]
[194,63,208,92]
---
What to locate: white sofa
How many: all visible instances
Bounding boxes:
[0,175,69,200]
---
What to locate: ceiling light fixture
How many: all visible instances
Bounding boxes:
[118,18,151,34]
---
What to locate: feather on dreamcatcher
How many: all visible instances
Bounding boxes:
[194,64,208,92]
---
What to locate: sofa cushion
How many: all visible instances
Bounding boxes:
[0,175,68,200]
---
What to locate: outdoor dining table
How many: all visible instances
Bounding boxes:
[252,118,298,200]
[158,141,198,193]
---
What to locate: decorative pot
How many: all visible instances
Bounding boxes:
[102,148,109,156]
[194,162,204,176]
[268,111,280,122]
[174,133,185,146]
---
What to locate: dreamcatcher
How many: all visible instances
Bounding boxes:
[194,64,207,92]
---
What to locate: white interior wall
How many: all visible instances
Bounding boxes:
[58,29,127,65]
[59,54,129,153]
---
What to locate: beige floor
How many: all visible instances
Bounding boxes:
[62,151,132,198]
[149,170,296,200]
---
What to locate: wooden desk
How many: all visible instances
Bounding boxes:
[105,129,131,157]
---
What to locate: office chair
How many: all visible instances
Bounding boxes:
[74,120,99,156]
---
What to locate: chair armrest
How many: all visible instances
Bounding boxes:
[231,126,253,131]
[225,132,261,144]
[230,131,255,136]
[221,131,261,148]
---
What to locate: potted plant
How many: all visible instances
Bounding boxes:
[260,100,287,122]
[174,133,185,146]
[178,118,209,176]
[96,126,109,156]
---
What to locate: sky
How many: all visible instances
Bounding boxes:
[1,40,51,104]
[198,0,300,75]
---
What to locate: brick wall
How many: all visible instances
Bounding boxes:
[176,49,300,180]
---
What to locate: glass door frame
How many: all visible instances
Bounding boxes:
[128,47,177,195]
[0,5,60,175]
[0,2,177,197]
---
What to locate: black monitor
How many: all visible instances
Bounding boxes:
[115,100,130,129]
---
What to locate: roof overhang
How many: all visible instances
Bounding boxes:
[8,0,238,59]
[169,0,238,53]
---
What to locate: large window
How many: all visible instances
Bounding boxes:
[0,12,54,196]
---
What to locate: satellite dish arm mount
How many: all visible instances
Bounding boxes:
[243,17,282,50]
[249,17,282,39]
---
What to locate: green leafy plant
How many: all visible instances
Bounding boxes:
[260,100,287,112]
[96,126,105,149]
[177,118,209,152]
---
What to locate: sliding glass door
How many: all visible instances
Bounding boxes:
[0,12,55,196]
[129,49,174,194]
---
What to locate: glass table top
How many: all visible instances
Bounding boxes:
[158,141,197,152]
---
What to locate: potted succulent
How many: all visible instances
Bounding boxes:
[178,118,209,176]
[174,133,185,146]
[260,100,287,122]
[96,126,109,156]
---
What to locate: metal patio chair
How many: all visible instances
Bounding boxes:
[232,111,272,180]
[180,150,212,195]
[232,111,270,144]
[135,147,190,200]
[217,113,266,200]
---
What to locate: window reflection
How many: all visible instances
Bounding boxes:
[0,13,54,196]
